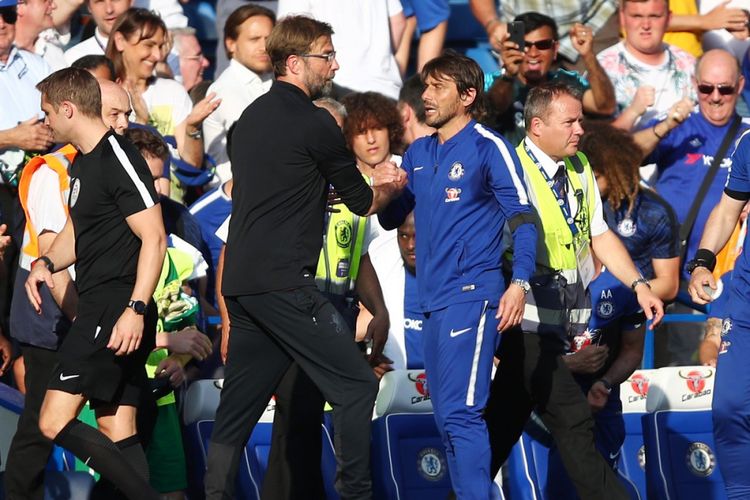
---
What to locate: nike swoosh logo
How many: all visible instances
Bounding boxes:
[450,327,472,338]
[414,166,424,171]
[94,326,101,339]
[609,451,621,460]
[59,373,80,381]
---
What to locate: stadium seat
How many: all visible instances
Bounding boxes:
[182,379,339,499]
[371,370,453,500]
[503,416,553,500]
[642,366,727,500]
[44,470,95,500]
[617,369,656,499]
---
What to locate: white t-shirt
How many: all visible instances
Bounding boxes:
[21,165,75,278]
[64,30,107,66]
[204,59,273,182]
[277,0,403,99]
[134,0,188,29]
[35,29,67,71]
[140,77,193,137]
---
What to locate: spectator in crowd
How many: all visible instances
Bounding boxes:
[314,96,346,126]
[99,77,132,134]
[484,82,663,499]
[133,0,187,31]
[64,0,132,64]
[204,16,406,499]
[397,74,435,146]
[545,269,646,499]
[341,91,404,184]
[379,52,537,499]
[687,103,750,500]
[168,27,209,92]
[395,0,449,73]
[70,53,114,79]
[0,0,53,191]
[26,67,165,500]
[489,12,615,145]
[469,0,619,66]
[369,210,424,374]
[106,8,219,197]
[203,3,274,183]
[277,0,405,100]
[633,48,747,365]
[14,0,66,70]
[599,0,696,130]
[580,122,680,301]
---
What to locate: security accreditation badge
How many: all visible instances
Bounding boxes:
[575,240,595,290]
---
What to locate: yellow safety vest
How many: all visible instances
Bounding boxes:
[17,144,76,266]
[315,200,367,297]
[516,145,598,273]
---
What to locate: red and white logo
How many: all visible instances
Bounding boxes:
[409,372,429,397]
[629,373,650,397]
[680,369,713,394]
[444,187,461,203]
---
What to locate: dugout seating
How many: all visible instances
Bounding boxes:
[642,366,726,500]
[616,369,657,499]
[182,378,338,499]
[370,369,454,500]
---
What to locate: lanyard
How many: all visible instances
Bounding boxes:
[524,142,579,237]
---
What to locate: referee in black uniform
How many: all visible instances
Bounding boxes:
[204,16,406,500]
[25,68,166,500]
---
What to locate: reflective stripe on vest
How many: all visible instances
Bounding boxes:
[17,144,76,268]
[516,146,597,272]
[315,204,366,297]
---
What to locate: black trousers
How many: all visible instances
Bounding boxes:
[261,362,326,500]
[485,328,629,500]
[4,344,58,500]
[204,287,378,500]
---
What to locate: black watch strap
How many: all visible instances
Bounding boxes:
[33,255,55,274]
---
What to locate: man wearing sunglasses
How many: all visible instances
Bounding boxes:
[488,12,615,146]
[633,48,749,366]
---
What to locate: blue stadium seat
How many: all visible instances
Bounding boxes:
[182,379,339,498]
[44,470,95,500]
[642,366,726,499]
[503,424,550,500]
[370,370,451,500]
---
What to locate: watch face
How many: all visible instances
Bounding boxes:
[130,300,147,314]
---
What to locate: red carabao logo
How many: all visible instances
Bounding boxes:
[630,373,650,397]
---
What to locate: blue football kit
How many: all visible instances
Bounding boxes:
[711,130,750,499]
[380,119,537,499]
[603,189,680,279]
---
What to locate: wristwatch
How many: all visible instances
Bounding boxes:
[511,278,531,294]
[127,299,147,315]
[597,378,613,393]
[630,277,651,293]
[32,255,55,273]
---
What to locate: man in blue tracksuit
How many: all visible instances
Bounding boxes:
[688,129,750,499]
[380,52,537,499]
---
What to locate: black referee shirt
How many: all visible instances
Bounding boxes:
[68,130,159,295]
[223,80,373,296]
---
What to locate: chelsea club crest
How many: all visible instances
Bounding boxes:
[448,162,464,181]
[617,218,636,237]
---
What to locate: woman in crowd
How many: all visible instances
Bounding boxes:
[106,8,218,199]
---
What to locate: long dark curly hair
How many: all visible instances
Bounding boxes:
[578,121,643,213]
[341,91,404,155]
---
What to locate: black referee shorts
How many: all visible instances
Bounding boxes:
[47,287,157,409]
